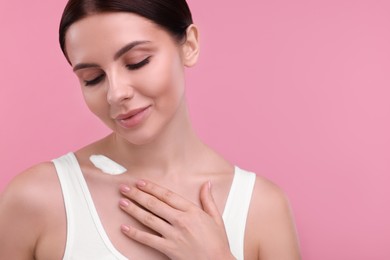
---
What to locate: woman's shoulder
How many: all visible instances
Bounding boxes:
[245,173,301,259]
[251,174,290,209]
[4,160,57,189]
[1,161,60,210]
[249,173,296,229]
[234,168,289,207]
[0,161,66,259]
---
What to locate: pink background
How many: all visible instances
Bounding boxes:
[1,0,389,259]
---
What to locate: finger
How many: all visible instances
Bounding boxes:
[119,198,172,237]
[200,181,224,225]
[135,180,195,212]
[120,185,179,224]
[121,224,169,255]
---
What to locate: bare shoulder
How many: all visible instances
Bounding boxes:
[1,162,60,208]
[245,174,301,260]
[251,175,292,214]
[1,161,59,208]
[0,161,62,259]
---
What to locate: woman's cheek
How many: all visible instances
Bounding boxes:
[142,49,184,96]
[144,67,184,114]
[83,90,111,123]
[137,61,171,97]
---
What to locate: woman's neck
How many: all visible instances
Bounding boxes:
[105,102,207,177]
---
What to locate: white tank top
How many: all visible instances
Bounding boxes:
[52,152,256,260]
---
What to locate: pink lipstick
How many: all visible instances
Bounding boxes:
[116,105,151,128]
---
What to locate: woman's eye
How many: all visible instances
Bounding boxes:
[84,74,105,86]
[126,57,151,70]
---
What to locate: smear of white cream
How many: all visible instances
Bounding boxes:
[89,154,127,175]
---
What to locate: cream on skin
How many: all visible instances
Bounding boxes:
[89,155,127,175]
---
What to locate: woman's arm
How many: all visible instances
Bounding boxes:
[0,164,53,260]
[248,176,301,260]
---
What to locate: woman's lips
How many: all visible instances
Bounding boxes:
[116,106,152,128]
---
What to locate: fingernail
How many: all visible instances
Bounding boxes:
[120,185,131,193]
[119,199,129,207]
[208,180,212,190]
[121,224,130,232]
[137,180,146,187]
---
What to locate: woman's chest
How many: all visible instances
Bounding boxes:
[37,168,233,260]
[85,174,232,258]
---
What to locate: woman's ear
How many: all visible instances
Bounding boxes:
[181,24,200,67]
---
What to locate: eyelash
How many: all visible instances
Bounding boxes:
[126,56,151,70]
[84,56,152,87]
[84,74,105,86]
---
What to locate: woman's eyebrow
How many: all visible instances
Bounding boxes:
[73,63,99,72]
[73,41,151,72]
[113,40,151,60]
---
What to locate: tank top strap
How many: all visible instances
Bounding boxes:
[222,166,256,260]
[52,152,127,260]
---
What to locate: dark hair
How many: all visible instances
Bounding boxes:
[59,0,193,62]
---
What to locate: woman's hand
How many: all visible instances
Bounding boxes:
[118,180,235,260]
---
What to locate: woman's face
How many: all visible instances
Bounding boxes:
[65,12,197,145]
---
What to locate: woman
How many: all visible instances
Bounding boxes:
[0,0,300,259]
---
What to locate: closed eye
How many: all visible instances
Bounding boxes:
[84,74,105,86]
[126,56,151,70]
[82,56,150,86]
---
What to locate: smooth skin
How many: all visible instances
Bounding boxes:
[0,12,301,260]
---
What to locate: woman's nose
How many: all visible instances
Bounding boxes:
[106,76,134,105]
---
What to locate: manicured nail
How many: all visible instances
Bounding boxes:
[121,224,130,232]
[119,199,129,207]
[120,185,131,193]
[137,180,146,187]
